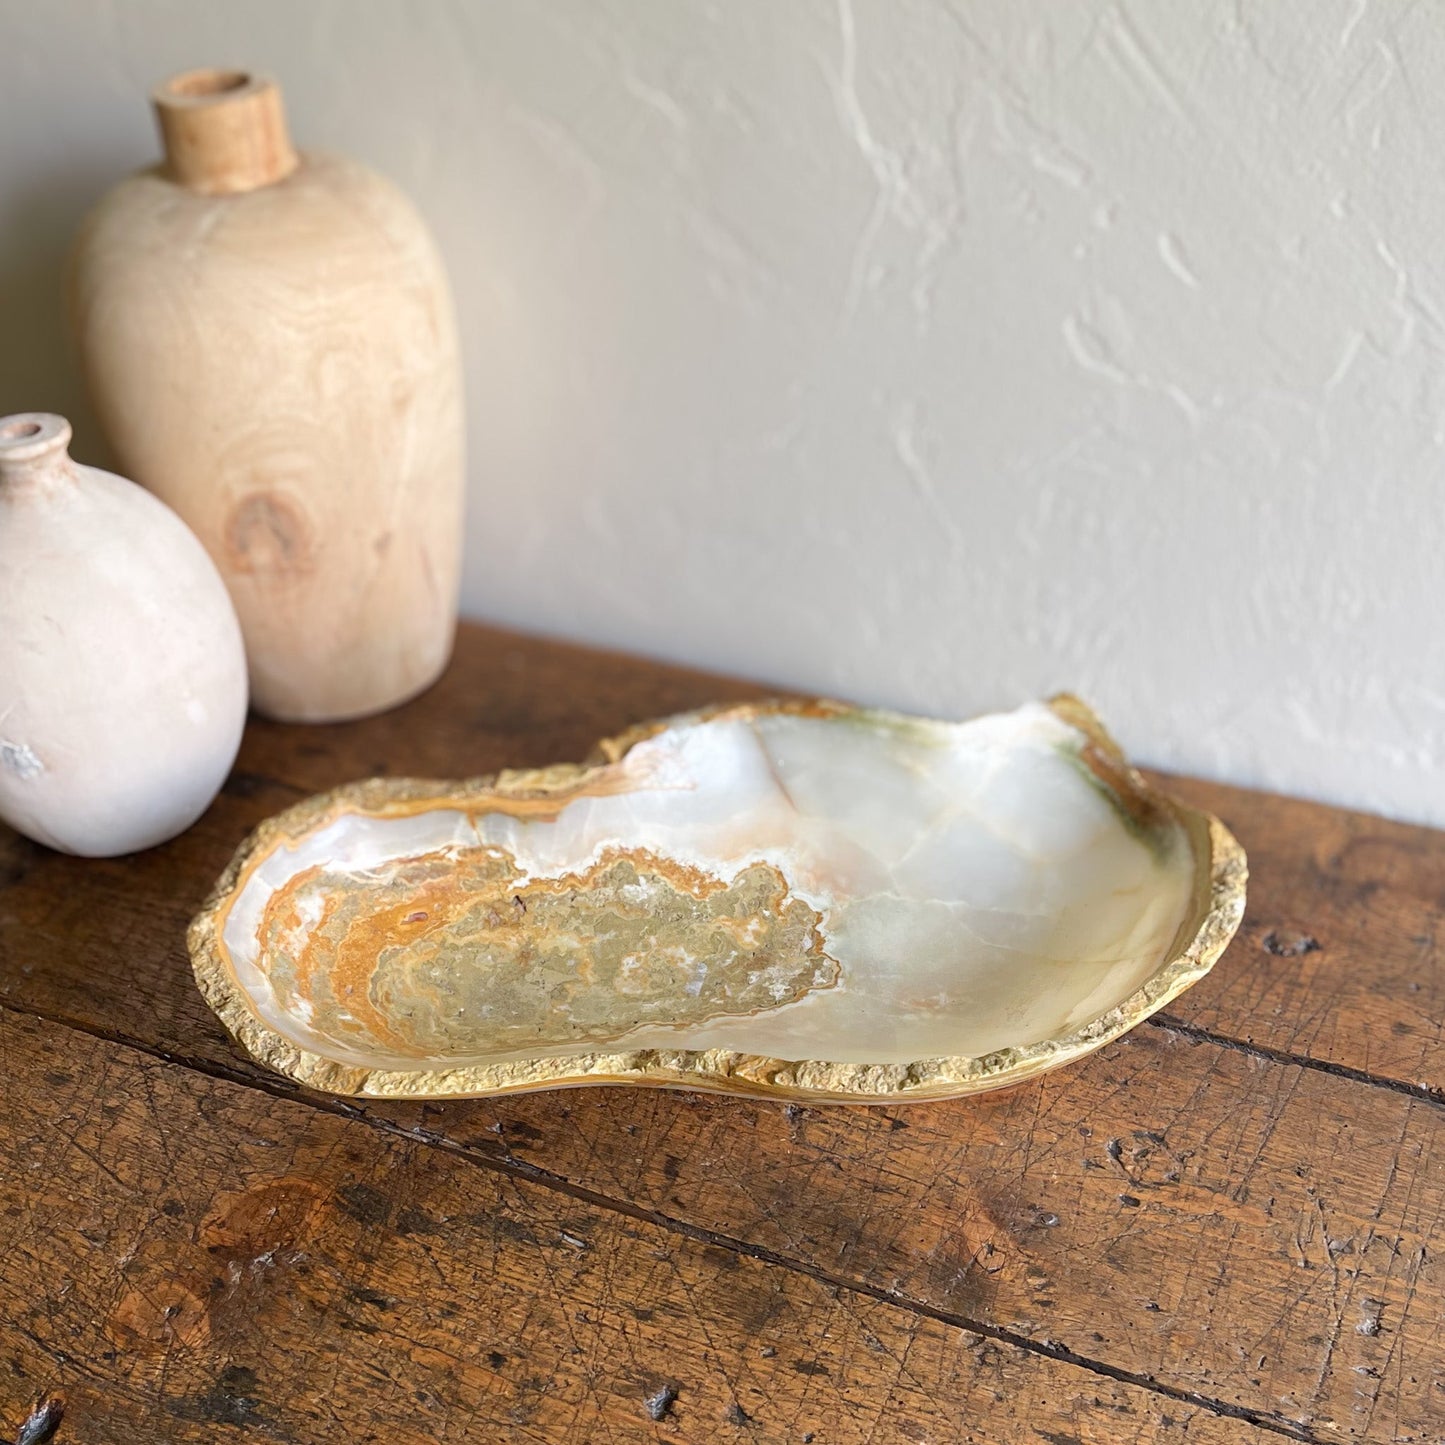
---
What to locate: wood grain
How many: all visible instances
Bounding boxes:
[70,73,464,722]
[0,1006,1271,1445]
[151,70,298,195]
[2,621,1443,1443]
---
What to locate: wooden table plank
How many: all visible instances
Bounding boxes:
[1154,775,1444,1095]
[2,622,1443,1442]
[313,1022,1445,1443]
[13,983,1425,1439]
[0,1007,1271,1445]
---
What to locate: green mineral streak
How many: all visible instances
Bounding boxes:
[814,705,953,748]
[1055,739,1174,864]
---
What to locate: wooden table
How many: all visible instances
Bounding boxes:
[1,624,1441,1445]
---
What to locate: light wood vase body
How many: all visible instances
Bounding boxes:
[70,71,464,722]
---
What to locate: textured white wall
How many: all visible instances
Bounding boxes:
[4,1,1443,824]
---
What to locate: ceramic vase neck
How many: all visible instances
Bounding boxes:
[0,414,75,493]
[152,69,299,196]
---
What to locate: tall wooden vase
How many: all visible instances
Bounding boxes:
[70,69,464,722]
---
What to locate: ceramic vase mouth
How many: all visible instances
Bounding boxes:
[0,413,72,472]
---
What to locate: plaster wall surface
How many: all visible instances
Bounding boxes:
[3,0,1441,823]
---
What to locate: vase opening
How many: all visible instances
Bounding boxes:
[166,69,252,100]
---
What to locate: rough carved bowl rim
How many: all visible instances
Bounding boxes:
[188,695,1247,1103]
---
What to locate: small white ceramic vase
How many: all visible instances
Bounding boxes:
[0,413,248,855]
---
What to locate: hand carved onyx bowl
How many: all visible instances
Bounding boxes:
[189,697,1245,1102]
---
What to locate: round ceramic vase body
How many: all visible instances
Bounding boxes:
[0,413,248,856]
[69,70,465,723]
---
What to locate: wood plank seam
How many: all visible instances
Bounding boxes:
[0,996,1331,1444]
[1152,1014,1445,1108]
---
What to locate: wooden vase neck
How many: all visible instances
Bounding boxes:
[0,414,74,493]
[152,69,299,196]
